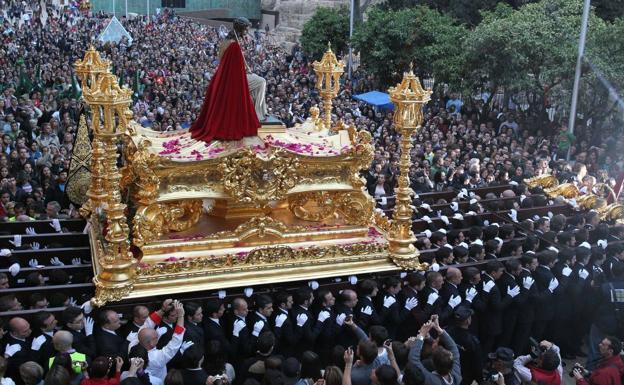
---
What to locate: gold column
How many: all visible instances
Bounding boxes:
[75,48,136,305]
[386,65,432,269]
[312,43,345,132]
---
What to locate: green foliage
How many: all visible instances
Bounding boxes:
[300,7,350,61]
[352,6,466,89]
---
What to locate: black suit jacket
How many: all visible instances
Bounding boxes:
[375,291,408,339]
[247,312,273,352]
[516,268,537,324]
[354,296,381,332]
[94,327,126,359]
[478,274,511,336]
[291,305,322,356]
[64,327,96,359]
[184,320,205,345]
[3,334,33,385]
[333,304,358,349]
[533,265,557,321]
[271,308,297,357]
[204,318,234,359]
[438,282,461,326]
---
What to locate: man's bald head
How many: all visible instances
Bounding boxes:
[501,189,516,198]
[138,327,158,350]
[9,317,31,339]
[446,267,462,285]
[52,330,73,352]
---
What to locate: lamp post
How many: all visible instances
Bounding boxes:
[313,43,345,132]
[386,64,432,269]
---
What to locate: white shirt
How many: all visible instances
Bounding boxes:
[145,328,185,385]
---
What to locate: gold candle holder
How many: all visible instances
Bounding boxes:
[312,43,345,132]
[386,64,431,269]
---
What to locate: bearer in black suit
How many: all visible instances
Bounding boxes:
[203,298,233,359]
[271,291,296,357]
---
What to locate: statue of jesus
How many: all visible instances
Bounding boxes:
[190,18,268,143]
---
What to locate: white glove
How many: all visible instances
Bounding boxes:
[50,257,64,266]
[72,258,81,265]
[8,262,20,276]
[562,267,572,277]
[126,331,138,342]
[548,277,559,292]
[9,235,22,247]
[429,263,440,272]
[448,295,462,309]
[50,219,62,233]
[317,310,330,322]
[427,292,439,305]
[420,203,431,211]
[30,242,40,250]
[422,215,432,223]
[28,259,38,267]
[308,280,319,290]
[218,290,226,299]
[522,276,535,290]
[0,249,11,257]
[507,285,520,298]
[244,287,253,297]
[404,297,418,310]
[597,239,608,249]
[81,300,93,315]
[68,297,77,306]
[31,335,47,351]
[423,229,432,238]
[4,344,21,357]
[440,215,450,225]
[465,287,478,303]
[361,305,373,316]
[483,280,496,293]
[579,269,589,280]
[25,227,37,235]
[508,209,518,222]
[275,313,288,328]
[232,319,246,337]
[84,317,94,337]
[156,327,168,338]
[547,211,554,219]
[336,313,346,326]
[452,213,464,221]
[466,210,477,216]
[296,313,308,327]
[450,202,459,212]
[180,340,194,353]
[383,296,396,308]
[252,320,265,337]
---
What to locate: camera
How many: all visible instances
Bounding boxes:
[568,363,589,378]
[528,337,546,359]
[490,373,500,382]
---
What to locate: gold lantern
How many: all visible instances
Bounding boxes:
[312,43,345,132]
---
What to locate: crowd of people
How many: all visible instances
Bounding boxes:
[1,1,624,385]
[1,1,623,221]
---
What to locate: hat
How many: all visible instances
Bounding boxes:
[453,306,473,322]
[488,347,514,362]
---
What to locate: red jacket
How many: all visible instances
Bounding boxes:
[80,372,121,385]
[530,367,561,385]
[576,355,624,385]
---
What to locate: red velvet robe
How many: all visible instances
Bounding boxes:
[190,41,260,142]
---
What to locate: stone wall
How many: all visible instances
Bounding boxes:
[262,0,381,43]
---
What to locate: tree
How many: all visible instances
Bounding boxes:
[463,0,599,122]
[352,6,466,89]
[300,7,350,61]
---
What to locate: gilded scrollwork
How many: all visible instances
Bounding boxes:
[220,148,300,207]
[288,192,337,222]
[133,199,203,247]
[136,242,387,278]
[335,192,375,226]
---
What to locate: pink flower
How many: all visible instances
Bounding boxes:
[164,256,179,262]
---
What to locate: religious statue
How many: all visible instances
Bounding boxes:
[190,18,268,143]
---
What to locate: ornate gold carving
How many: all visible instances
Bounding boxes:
[136,241,387,278]
[129,140,161,205]
[92,282,134,308]
[373,210,392,235]
[133,200,203,247]
[67,113,93,205]
[288,191,374,226]
[524,174,559,189]
[544,183,579,199]
[335,192,375,226]
[598,203,624,222]
[220,148,300,207]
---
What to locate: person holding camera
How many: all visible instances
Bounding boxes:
[572,337,623,385]
[481,347,520,385]
[512,340,562,385]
